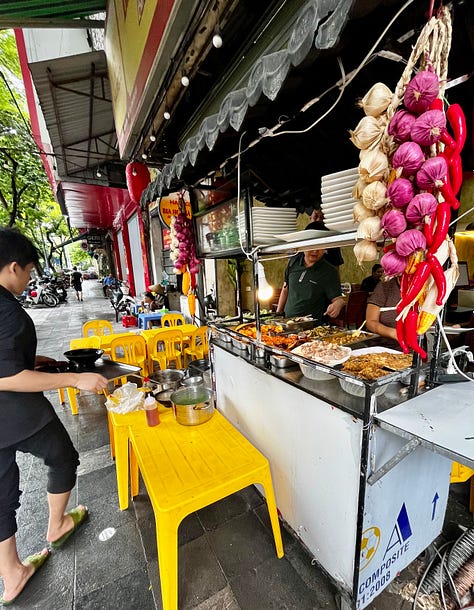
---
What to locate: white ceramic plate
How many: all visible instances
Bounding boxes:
[321,188,355,200]
[252,208,297,216]
[321,197,358,208]
[321,167,359,182]
[321,177,358,193]
[324,220,356,231]
[320,201,355,212]
[322,212,354,222]
[276,229,340,242]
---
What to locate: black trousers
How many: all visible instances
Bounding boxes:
[0,416,80,541]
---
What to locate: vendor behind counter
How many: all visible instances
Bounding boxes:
[276,249,345,325]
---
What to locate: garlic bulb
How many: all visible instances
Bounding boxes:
[358,149,389,183]
[349,116,384,150]
[354,239,378,264]
[352,178,367,200]
[362,181,387,210]
[359,82,393,117]
[356,215,382,241]
[353,201,374,223]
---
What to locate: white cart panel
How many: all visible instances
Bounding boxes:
[214,346,362,590]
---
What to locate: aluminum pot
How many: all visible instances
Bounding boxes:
[181,375,204,388]
[187,359,211,387]
[170,386,214,426]
[155,389,174,408]
[149,369,184,392]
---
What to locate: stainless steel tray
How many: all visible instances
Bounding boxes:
[270,354,298,369]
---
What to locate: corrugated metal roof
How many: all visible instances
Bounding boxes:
[0,1,105,19]
[29,50,120,183]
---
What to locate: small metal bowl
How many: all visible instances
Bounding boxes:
[182,375,204,387]
[155,389,174,408]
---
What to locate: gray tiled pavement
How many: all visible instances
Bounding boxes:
[1,279,472,609]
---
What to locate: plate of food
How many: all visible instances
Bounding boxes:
[291,341,351,380]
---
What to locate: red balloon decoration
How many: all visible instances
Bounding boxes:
[125,161,150,204]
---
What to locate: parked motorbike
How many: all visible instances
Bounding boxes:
[110,281,136,321]
[48,276,68,302]
[22,279,59,308]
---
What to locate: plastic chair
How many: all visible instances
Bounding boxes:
[83,319,114,337]
[450,462,474,515]
[148,328,183,371]
[161,313,185,327]
[338,291,368,329]
[183,326,209,365]
[110,335,148,379]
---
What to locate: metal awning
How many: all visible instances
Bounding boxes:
[28,50,124,186]
[0,1,105,29]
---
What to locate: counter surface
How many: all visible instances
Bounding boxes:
[375,382,474,469]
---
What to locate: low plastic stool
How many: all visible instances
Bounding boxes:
[450,461,474,515]
[128,409,284,610]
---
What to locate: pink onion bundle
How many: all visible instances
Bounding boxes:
[403,70,439,114]
[410,109,446,146]
[395,228,427,256]
[386,178,414,209]
[381,209,407,238]
[393,142,425,176]
[388,110,417,143]
[405,193,438,224]
[381,250,408,277]
[416,156,448,190]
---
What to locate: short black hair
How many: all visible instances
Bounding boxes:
[144,291,155,300]
[372,264,383,273]
[0,226,41,272]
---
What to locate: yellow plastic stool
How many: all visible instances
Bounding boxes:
[450,462,474,515]
[128,409,284,610]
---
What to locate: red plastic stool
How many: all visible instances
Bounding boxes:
[122,315,138,328]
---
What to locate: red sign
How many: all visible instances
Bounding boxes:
[162,228,171,250]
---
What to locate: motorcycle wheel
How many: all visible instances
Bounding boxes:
[42,292,60,307]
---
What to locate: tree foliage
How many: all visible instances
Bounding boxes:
[0,30,75,269]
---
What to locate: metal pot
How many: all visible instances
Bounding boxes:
[182,375,204,387]
[149,369,184,392]
[155,389,174,408]
[187,359,211,387]
[170,386,214,426]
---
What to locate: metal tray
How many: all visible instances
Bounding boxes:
[270,354,298,369]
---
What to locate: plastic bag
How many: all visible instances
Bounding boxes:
[105,382,145,414]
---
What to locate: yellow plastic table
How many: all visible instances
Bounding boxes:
[128,409,284,610]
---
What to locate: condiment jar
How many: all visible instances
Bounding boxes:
[144,395,160,427]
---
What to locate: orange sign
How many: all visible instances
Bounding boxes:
[158,193,192,228]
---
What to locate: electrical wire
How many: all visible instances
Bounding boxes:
[413,541,453,609]
[436,313,474,383]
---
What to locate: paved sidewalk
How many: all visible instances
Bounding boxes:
[1,279,471,609]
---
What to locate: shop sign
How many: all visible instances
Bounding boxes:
[86,232,105,247]
[162,228,171,250]
[158,192,192,228]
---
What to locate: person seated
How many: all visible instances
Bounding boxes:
[365,277,400,341]
[361,264,383,293]
[141,291,159,312]
[102,274,117,297]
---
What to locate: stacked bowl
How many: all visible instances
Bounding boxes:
[320,167,358,232]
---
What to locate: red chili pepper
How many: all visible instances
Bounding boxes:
[397,262,431,313]
[404,309,427,360]
[428,201,451,254]
[427,252,446,306]
[396,318,409,354]
[400,272,410,298]
[440,177,460,210]
[423,215,435,248]
[430,98,444,112]
[439,128,457,155]
[446,103,466,156]
[448,154,463,196]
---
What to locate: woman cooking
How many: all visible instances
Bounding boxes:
[276,248,345,325]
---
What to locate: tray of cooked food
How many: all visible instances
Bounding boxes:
[338,348,413,396]
[301,326,377,346]
[266,315,317,331]
[232,322,305,352]
[290,341,352,381]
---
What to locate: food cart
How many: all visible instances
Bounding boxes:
[199,229,473,610]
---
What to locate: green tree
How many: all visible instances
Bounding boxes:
[0,30,74,266]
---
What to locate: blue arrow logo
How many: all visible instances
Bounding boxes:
[431,492,439,520]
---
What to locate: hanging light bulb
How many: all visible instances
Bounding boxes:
[181,70,189,87]
[163,108,171,120]
[257,262,273,302]
[212,27,223,48]
[141,152,148,160]
[149,132,156,142]
[96,168,102,178]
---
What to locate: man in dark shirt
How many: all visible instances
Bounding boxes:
[361,264,383,293]
[276,249,345,324]
[0,227,108,605]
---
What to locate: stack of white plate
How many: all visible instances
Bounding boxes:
[238,207,297,245]
[320,167,359,232]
